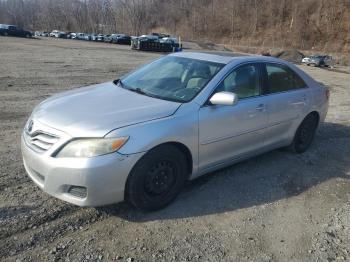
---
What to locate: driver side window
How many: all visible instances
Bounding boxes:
[216,64,260,99]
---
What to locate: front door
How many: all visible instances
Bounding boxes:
[198,63,268,170]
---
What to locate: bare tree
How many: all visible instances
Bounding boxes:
[0,0,348,53]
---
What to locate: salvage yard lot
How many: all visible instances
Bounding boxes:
[0,37,349,261]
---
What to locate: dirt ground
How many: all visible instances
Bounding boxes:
[0,37,349,262]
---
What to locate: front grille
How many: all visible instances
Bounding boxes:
[24,130,59,153]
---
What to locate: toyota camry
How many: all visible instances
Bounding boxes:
[21,52,329,211]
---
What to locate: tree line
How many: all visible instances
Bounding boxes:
[0,0,349,52]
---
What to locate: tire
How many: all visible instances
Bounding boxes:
[4,32,8,36]
[25,34,30,38]
[289,114,319,153]
[126,145,188,211]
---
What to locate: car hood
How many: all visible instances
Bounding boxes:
[33,82,181,137]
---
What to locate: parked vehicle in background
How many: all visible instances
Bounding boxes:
[91,34,98,41]
[104,34,113,43]
[151,32,170,38]
[75,33,85,40]
[96,34,104,42]
[302,55,335,67]
[49,30,59,37]
[69,33,77,39]
[50,30,66,38]
[110,34,121,43]
[112,34,131,45]
[110,34,119,43]
[131,34,181,52]
[84,34,92,41]
[66,32,74,39]
[21,53,329,211]
[139,34,160,42]
[160,37,177,43]
[0,24,32,38]
[302,57,311,64]
[160,37,179,46]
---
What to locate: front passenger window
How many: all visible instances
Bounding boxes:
[216,64,260,99]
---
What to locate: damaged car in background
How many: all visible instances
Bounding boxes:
[131,33,181,52]
[302,55,335,67]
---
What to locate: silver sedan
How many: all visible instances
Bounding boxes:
[21,52,329,210]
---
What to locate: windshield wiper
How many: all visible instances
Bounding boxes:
[115,80,182,102]
[113,79,125,88]
[126,86,155,97]
[115,79,149,96]
[133,88,148,95]
[115,80,147,95]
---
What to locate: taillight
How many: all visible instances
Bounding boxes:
[325,89,330,100]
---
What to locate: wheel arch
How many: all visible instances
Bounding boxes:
[128,141,193,180]
[123,141,194,202]
[306,111,320,126]
[162,141,193,177]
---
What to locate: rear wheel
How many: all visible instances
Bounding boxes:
[289,114,319,153]
[126,145,187,211]
[4,32,8,36]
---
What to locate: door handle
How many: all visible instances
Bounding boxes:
[255,104,265,111]
[291,95,307,106]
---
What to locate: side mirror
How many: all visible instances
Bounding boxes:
[209,91,238,106]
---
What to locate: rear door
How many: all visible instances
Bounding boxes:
[198,63,268,170]
[260,62,310,147]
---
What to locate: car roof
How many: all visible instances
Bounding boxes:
[0,24,15,27]
[171,51,287,65]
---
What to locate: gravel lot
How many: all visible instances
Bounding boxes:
[0,37,349,262]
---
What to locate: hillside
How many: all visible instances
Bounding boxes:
[1,0,349,54]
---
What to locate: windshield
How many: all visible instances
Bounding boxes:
[119,56,224,102]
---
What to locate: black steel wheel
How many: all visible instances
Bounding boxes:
[126,145,188,211]
[144,160,177,196]
[289,113,319,153]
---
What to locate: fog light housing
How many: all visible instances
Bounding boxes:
[67,186,87,198]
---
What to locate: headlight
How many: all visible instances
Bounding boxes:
[56,137,129,158]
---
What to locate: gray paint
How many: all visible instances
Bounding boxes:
[22,53,329,206]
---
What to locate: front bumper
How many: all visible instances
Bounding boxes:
[21,133,144,207]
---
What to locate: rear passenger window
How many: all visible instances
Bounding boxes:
[265,64,306,94]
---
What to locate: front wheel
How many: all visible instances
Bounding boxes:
[289,114,319,153]
[126,145,188,211]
